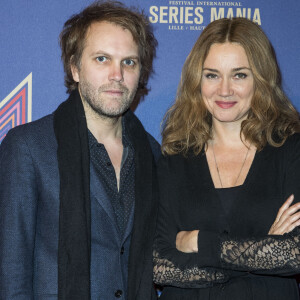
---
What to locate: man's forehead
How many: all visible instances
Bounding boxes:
[86,21,133,41]
[83,21,139,54]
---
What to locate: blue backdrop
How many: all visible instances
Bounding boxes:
[1,0,299,143]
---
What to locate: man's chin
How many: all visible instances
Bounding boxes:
[97,107,130,119]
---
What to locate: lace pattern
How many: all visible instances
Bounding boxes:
[221,233,300,271]
[153,230,300,287]
[153,250,227,287]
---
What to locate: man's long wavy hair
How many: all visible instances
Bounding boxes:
[60,1,157,99]
[162,18,300,155]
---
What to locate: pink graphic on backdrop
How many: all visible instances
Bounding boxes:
[0,73,32,143]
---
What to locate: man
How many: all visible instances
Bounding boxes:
[0,1,160,299]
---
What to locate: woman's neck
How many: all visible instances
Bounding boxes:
[211,120,247,148]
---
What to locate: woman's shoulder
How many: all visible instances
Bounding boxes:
[157,153,184,175]
[271,133,300,165]
[265,133,300,152]
[158,149,205,166]
[282,133,300,150]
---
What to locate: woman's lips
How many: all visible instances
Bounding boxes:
[215,101,237,109]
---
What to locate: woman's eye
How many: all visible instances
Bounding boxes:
[205,73,218,79]
[123,59,135,66]
[96,56,108,63]
[234,73,247,79]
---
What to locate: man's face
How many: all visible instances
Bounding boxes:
[71,21,141,118]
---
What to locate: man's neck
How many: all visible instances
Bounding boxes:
[83,102,124,190]
[87,114,123,145]
[81,96,123,144]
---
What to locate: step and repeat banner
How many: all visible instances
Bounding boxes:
[1,0,299,143]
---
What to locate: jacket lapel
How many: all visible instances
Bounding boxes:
[89,163,119,231]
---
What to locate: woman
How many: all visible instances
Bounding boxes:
[153,18,300,299]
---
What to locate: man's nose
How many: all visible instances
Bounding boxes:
[108,62,124,82]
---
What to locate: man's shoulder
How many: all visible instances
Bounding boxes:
[2,114,55,148]
[145,132,161,162]
[8,114,53,135]
[124,110,161,162]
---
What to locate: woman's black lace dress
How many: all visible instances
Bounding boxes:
[154,134,300,299]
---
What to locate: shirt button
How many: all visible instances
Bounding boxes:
[115,290,123,298]
[106,162,112,167]
[120,246,124,255]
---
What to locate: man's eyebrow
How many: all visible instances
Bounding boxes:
[123,56,140,61]
[90,50,109,56]
[91,51,140,61]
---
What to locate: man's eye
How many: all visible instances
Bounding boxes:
[96,56,108,63]
[123,59,135,66]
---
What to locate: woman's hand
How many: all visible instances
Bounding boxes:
[176,230,199,253]
[268,194,300,235]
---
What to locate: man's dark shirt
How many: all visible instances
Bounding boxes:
[88,121,135,236]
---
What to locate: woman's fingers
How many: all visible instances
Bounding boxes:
[272,211,300,235]
[274,194,294,223]
[276,201,300,228]
[280,210,300,234]
[269,195,300,235]
[286,218,300,234]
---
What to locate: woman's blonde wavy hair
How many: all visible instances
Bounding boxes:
[162,18,300,155]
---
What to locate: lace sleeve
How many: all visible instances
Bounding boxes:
[153,229,300,287]
[153,249,228,287]
[220,229,300,274]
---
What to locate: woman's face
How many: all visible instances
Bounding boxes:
[201,42,254,125]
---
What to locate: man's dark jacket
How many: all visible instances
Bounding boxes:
[0,91,160,299]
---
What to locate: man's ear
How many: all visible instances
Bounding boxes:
[71,64,79,83]
[70,56,80,83]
